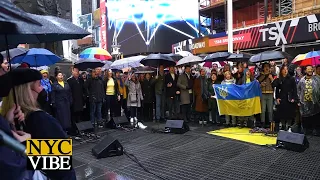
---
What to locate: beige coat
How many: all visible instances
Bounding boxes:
[177,73,193,105]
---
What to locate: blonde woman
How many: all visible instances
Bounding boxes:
[0,68,76,180]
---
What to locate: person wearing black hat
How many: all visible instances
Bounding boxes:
[0,68,76,180]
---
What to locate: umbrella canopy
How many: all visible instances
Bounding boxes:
[292,53,320,66]
[227,53,253,61]
[101,61,113,70]
[1,47,27,59]
[110,55,146,69]
[0,1,42,26]
[249,51,292,63]
[140,53,176,67]
[165,53,184,61]
[305,50,320,58]
[79,47,112,61]
[74,59,105,71]
[176,55,204,66]
[0,13,90,46]
[204,52,231,62]
[133,66,155,74]
[11,48,61,66]
[176,51,193,57]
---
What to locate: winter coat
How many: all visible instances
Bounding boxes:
[177,73,194,105]
[141,79,155,104]
[126,80,144,107]
[274,75,298,119]
[67,76,85,112]
[208,80,220,110]
[193,77,208,112]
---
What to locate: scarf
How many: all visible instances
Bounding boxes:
[117,77,124,87]
[40,78,51,101]
[200,76,208,100]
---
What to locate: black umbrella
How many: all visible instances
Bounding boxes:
[165,53,183,61]
[133,66,156,74]
[74,59,105,71]
[140,53,176,67]
[204,52,231,62]
[0,13,90,45]
[0,0,42,26]
[227,53,253,62]
[249,51,292,63]
[1,47,27,59]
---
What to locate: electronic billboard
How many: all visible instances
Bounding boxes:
[106,0,200,55]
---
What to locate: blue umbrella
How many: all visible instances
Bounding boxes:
[11,48,61,67]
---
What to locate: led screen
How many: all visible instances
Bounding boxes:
[106,0,200,56]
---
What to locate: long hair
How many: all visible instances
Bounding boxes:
[279,65,288,79]
[0,82,40,119]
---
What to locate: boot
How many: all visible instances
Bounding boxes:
[134,117,138,124]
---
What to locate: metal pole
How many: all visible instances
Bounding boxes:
[227,0,233,53]
[198,0,201,37]
[264,0,268,23]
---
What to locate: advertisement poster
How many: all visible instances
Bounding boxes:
[100,0,107,50]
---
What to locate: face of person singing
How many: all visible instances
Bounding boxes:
[211,73,217,81]
[281,66,288,77]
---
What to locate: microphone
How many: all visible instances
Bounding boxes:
[0,129,26,156]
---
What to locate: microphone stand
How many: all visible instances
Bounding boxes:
[0,129,26,156]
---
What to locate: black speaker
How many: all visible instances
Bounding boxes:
[92,135,123,159]
[106,116,129,129]
[165,120,189,134]
[76,121,94,132]
[276,130,309,152]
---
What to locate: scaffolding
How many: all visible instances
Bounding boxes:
[276,0,293,16]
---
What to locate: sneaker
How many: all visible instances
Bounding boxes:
[137,122,147,129]
[134,117,138,124]
[130,118,134,126]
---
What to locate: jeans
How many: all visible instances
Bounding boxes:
[166,96,179,118]
[225,115,236,125]
[155,94,165,120]
[210,107,220,123]
[130,106,138,118]
[106,95,116,120]
[260,93,274,123]
[90,102,102,124]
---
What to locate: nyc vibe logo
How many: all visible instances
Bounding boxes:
[259,21,287,46]
[26,139,72,170]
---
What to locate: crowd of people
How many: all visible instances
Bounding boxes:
[0,53,320,179]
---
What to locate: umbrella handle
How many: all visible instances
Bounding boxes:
[157,68,158,77]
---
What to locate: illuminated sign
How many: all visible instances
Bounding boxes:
[209,33,251,46]
[26,139,72,170]
[107,0,199,55]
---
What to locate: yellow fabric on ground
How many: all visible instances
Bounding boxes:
[207,127,277,145]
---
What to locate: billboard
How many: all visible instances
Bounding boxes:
[173,13,320,54]
[106,0,200,55]
[78,13,93,33]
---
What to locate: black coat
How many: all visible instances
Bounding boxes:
[0,116,28,180]
[67,76,85,112]
[141,79,155,103]
[51,81,72,130]
[165,73,179,98]
[85,77,105,103]
[274,75,298,119]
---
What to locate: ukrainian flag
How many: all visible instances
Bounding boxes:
[213,81,262,116]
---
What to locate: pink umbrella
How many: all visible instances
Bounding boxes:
[203,61,226,68]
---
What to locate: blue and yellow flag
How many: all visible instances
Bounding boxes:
[213,81,262,116]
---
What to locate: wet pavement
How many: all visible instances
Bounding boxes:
[73,122,320,180]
